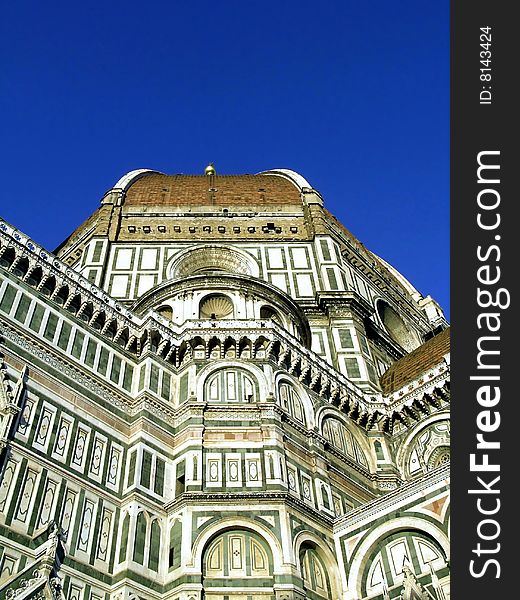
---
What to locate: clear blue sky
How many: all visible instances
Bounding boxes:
[0,0,449,318]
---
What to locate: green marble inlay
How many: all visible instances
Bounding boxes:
[57,321,72,350]
[110,355,122,384]
[150,364,159,394]
[92,241,104,263]
[127,450,137,487]
[155,458,165,496]
[43,313,58,341]
[13,294,31,324]
[338,329,354,349]
[122,364,133,392]
[138,364,146,391]
[71,330,85,359]
[85,338,97,368]
[98,347,110,376]
[0,283,16,314]
[162,372,171,400]
[141,450,152,488]
[28,303,45,332]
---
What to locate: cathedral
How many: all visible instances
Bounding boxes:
[0,166,450,600]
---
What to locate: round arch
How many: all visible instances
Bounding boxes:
[395,411,450,478]
[316,406,375,472]
[374,298,422,353]
[190,517,286,574]
[293,530,344,600]
[259,303,291,331]
[168,244,260,279]
[198,292,235,319]
[196,360,269,403]
[274,372,315,429]
[346,517,450,599]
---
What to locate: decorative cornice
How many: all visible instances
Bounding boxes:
[316,291,374,320]
[165,490,335,528]
[0,220,138,324]
[387,362,450,407]
[1,218,450,433]
[1,322,131,412]
[333,464,450,533]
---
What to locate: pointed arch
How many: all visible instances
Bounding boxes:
[25,265,44,287]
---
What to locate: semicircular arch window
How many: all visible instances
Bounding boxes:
[260,305,283,325]
[156,305,173,320]
[170,245,258,278]
[363,531,447,598]
[203,529,273,581]
[406,420,450,477]
[299,544,332,600]
[205,369,258,403]
[322,417,369,469]
[278,382,306,426]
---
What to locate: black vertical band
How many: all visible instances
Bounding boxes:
[451,1,515,596]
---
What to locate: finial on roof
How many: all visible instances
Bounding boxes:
[204,163,216,176]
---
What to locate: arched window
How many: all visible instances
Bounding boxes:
[322,417,369,469]
[203,530,273,587]
[199,294,234,319]
[278,382,306,425]
[260,305,282,325]
[299,544,332,599]
[170,245,258,278]
[376,300,420,352]
[205,369,257,403]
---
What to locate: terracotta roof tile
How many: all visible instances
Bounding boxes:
[380,327,450,395]
[124,173,302,207]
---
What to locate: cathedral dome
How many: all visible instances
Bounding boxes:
[0,160,450,599]
[120,172,303,208]
[52,165,446,340]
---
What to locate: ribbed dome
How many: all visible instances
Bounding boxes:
[123,173,303,207]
